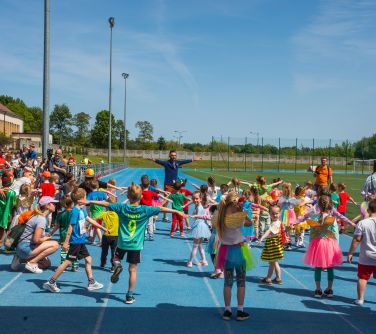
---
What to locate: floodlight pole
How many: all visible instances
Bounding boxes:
[42,0,50,159]
[122,73,129,162]
[108,17,115,164]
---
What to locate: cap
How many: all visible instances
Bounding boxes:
[41,171,51,178]
[39,196,58,206]
[85,168,95,177]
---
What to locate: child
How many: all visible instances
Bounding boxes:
[98,195,119,271]
[187,192,212,267]
[304,180,316,200]
[352,194,376,224]
[270,178,282,201]
[294,186,310,248]
[82,182,186,304]
[215,184,229,203]
[337,183,358,233]
[258,204,285,284]
[43,188,108,292]
[329,183,340,210]
[301,195,343,298]
[216,192,256,321]
[179,178,193,230]
[347,198,376,305]
[193,176,220,201]
[168,180,189,237]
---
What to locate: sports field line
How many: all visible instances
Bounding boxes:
[0,272,22,294]
[252,246,364,334]
[183,238,234,334]
[92,282,113,334]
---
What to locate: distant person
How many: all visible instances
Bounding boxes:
[361,160,376,198]
[313,157,333,191]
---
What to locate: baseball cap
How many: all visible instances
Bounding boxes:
[39,196,58,206]
[85,168,95,177]
[41,171,51,178]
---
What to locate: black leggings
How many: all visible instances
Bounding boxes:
[224,267,246,288]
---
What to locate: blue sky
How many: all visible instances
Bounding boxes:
[1,0,375,145]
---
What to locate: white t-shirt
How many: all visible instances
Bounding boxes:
[10,177,32,195]
[207,186,220,200]
[354,217,376,266]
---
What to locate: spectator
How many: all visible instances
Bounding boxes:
[313,157,333,191]
[361,160,376,198]
[48,148,67,185]
[27,143,37,160]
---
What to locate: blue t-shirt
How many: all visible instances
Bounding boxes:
[69,206,88,244]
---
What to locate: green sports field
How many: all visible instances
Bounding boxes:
[183,169,366,221]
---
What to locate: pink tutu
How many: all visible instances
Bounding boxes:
[304,238,343,268]
[152,199,162,207]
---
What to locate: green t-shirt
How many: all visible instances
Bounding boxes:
[57,210,72,243]
[108,203,160,250]
[331,193,340,209]
[167,193,188,211]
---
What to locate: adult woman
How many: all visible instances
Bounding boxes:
[11,196,59,273]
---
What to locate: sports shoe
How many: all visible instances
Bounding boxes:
[170,233,174,237]
[354,299,364,306]
[199,260,208,266]
[111,263,123,283]
[88,281,104,291]
[10,254,21,271]
[314,289,323,298]
[25,262,43,274]
[125,294,136,304]
[272,278,283,285]
[180,233,185,237]
[43,281,60,293]
[222,310,232,320]
[110,265,115,273]
[187,261,193,268]
[149,235,154,241]
[236,310,250,321]
[324,288,333,298]
[261,277,272,285]
[285,245,293,251]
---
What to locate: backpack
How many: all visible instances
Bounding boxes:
[4,216,34,251]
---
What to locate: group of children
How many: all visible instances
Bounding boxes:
[1,165,375,319]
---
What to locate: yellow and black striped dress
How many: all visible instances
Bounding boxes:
[261,221,284,262]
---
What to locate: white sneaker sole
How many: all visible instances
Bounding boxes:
[88,284,104,291]
[43,282,60,293]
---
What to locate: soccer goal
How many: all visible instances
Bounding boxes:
[353,159,375,173]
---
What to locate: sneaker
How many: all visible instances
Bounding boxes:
[10,254,21,271]
[149,235,154,241]
[100,263,105,269]
[88,281,104,291]
[354,299,364,306]
[43,281,60,293]
[272,278,283,285]
[222,310,232,321]
[324,288,333,298]
[180,233,185,237]
[25,262,43,274]
[170,233,174,237]
[199,260,208,266]
[125,294,136,304]
[110,265,115,273]
[187,261,193,268]
[236,310,250,321]
[261,277,272,285]
[314,289,323,298]
[285,245,293,251]
[111,263,123,283]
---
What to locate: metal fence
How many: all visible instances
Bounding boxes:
[67,162,128,182]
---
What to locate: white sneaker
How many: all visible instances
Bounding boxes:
[88,281,104,291]
[43,281,60,293]
[25,262,43,274]
[10,254,21,271]
[354,299,364,306]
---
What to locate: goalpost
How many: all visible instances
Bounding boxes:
[353,159,375,173]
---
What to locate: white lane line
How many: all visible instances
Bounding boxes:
[184,239,234,334]
[0,272,23,294]
[252,246,365,334]
[92,282,113,334]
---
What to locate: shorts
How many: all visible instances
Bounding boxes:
[115,247,141,264]
[16,241,35,260]
[66,244,90,261]
[358,263,376,280]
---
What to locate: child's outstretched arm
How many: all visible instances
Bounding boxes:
[158,194,172,203]
[251,203,268,211]
[79,199,110,207]
[349,196,358,206]
[86,216,109,233]
[182,199,193,209]
[160,207,187,218]
[332,209,356,227]
[191,183,200,190]
[258,229,271,244]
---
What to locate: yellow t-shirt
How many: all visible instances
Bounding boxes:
[98,211,119,237]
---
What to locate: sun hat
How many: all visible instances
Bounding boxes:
[85,168,95,177]
[39,196,59,206]
[40,171,51,178]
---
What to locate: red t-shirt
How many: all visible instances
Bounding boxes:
[338,191,350,213]
[141,189,159,206]
[40,182,56,197]
[180,188,193,209]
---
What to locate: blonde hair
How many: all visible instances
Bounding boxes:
[50,173,59,183]
[19,184,31,197]
[217,191,240,239]
[71,187,86,203]
[127,183,142,203]
[282,182,293,198]
[108,178,116,186]
[33,204,47,216]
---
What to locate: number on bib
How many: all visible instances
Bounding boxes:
[128,220,137,238]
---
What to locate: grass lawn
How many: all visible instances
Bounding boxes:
[183,169,365,221]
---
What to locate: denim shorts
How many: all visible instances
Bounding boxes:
[16,241,35,260]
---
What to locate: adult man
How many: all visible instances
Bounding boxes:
[150,150,200,220]
[48,148,67,185]
[27,143,37,160]
[361,160,376,198]
[313,157,333,191]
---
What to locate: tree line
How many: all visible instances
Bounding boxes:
[0,95,375,158]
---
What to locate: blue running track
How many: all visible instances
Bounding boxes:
[0,168,375,334]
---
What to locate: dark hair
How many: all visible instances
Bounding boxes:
[208,176,216,186]
[64,172,74,183]
[141,175,150,189]
[329,183,337,192]
[338,183,346,191]
[150,179,157,186]
[368,199,376,213]
[60,195,73,208]
[200,184,208,205]
[295,185,305,197]
[373,160,376,174]
[220,184,229,192]
[256,175,266,185]
[318,195,333,212]
[173,181,182,190]
[209,204,218,214]
[169,150,177,155]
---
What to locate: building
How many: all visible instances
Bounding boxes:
[0,103,24,136]
[11,132,53,151]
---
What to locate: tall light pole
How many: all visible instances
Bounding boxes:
[173,130,186,146]
[250,131,260,146]
[122,73,129,163]
[108,17,115,164]
[42,0,50,159]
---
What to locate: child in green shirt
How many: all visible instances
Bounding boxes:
[167,180,189,237]
[330,183,340,209]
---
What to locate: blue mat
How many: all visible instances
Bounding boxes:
[0,168,375,334]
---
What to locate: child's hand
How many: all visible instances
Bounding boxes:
[78,199,89,206]
[347,254,353,263]
[257,239,262,245]
[103,228,110,234]
[62,242,69,252]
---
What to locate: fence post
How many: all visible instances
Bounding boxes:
[227,136,230,172]
[345,140,349,174]
[261,137,264,172]
[361,139,364,175]
[295,138,298,173]
[311,138,315,168]
[211,136,213,171]
[244,136,247,172]
[328,139,332,167]
[278,137,281,172]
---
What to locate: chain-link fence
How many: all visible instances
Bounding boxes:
[67,162,128,182]
[207,136,375,174]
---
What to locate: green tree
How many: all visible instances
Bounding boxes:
[157,136,167,150]
[50,104,73,145]
[73,112,91,146]
[135,121,153,143]
[91,110,117,148]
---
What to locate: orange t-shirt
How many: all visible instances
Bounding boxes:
[315,165,332,186]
